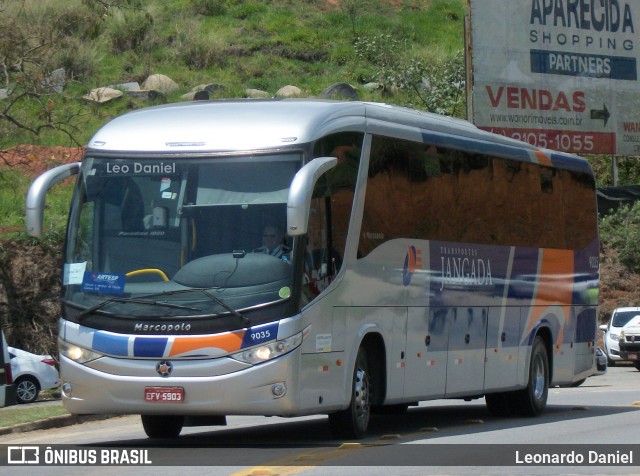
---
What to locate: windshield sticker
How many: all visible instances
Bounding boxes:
[316,334,332,352]
[279,286,291,299]
[105,162,176,175]
[81,272,126,295]
[160,177,171,191]
[63,262,87,285]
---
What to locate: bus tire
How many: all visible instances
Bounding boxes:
[328,347,371,439]
[141,414,184,438]
[514,336,549,416]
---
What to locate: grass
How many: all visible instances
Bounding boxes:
[0,404,68,428]
[0,170,74,236]
[1,0,467,149]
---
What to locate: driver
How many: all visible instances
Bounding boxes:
[253,224,290,260]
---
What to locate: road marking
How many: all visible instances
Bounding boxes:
[228,444,365,476]
[228,420,486,476]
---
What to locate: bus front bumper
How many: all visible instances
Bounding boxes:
[59,350,302,416]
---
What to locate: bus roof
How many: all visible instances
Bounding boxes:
[86,99,591,174]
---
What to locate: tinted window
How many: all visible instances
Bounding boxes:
[358,135,597,258]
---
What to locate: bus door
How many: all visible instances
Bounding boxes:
[484,306,523,391]
[445,307,488,397]
[404,307,447,399]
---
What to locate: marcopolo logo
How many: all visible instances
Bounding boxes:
[402,245,423,286]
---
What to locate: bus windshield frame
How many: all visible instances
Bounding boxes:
[62,152,304,325]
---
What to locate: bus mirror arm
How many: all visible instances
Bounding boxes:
[25,162,81,237]
[286,156,337,236]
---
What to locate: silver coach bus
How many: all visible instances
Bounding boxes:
[26,99,599,438]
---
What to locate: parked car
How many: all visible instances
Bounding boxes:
[8,346,60,404]
[618,315,640,371]
[560,347,607,387]
[595,347,608,374]
[599,307,640,365]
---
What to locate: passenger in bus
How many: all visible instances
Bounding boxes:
[253,224,291,260]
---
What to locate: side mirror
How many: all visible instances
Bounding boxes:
[25,162,81,236]
[286,157,337,236]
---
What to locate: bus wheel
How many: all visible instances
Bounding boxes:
[514,336,549,416]
[329,347,371,439]
[141,415,184,438]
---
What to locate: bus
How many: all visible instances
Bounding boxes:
[26,99,599,438]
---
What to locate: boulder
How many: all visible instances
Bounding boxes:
[245,88,270,99]
[142,74,179,94]
[82,87,123,103]
[275,85,302,98]
[318,82,359,100]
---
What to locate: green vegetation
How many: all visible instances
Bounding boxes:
[0,171,73,237]
[0,402,68,428]
[0,0,467,149]
[600,202,640,273]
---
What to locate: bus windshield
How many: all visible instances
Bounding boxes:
[63,153,302,320]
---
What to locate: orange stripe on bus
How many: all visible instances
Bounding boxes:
[169,332,245,356]
[525,249,574,344]
[533,149,553,166]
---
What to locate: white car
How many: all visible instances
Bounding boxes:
[599,307,640,365]
[8,346,60,404]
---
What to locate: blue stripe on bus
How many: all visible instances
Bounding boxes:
[241,322,280,349]
[419,130,592,175]
[133,337,169,357]
[92,332,129,356]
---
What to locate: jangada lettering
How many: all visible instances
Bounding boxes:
[134,322,192,332]
[530,0,635,33]
[439,256,493,291]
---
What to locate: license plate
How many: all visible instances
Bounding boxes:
[144,386,184,403]
[628,353,638,361]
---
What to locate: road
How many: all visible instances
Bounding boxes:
[1,365,639,475]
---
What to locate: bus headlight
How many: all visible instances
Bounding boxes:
[231,330,305,365]
[59,339,102,364]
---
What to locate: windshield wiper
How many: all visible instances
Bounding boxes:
[122,287,249,324]
[200,289,249,324]
[73,288,249,324]
[75,296,201,321]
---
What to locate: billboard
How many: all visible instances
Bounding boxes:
[470,0,638,156]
